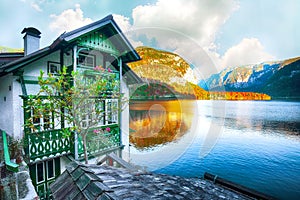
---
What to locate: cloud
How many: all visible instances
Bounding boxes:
[31,2,42,12]
[47,0,275,79]
[112,14,131,33]
[128,0,276,78]
[49,4,92,34]
[221,38,275,68]
[128,0,241,78]
[112,14,143,47]
[132,0,239,49]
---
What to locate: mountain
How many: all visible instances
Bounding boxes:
[200,57,300,99]
[128,46,270,100]
[128,46,207,99]
[0,46,23,53]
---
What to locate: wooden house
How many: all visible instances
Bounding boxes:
[0,15,141,199]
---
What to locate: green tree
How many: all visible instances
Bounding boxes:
[24,66,121,164]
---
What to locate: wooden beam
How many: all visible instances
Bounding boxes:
[1,130,19,172]
[98,152,136,171]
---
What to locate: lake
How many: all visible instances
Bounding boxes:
[127,100,300,200]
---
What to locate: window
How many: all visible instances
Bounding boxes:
[29,158,60,200]
[95,100,105,125]
[30,102,54,132]
[78,52,95,68]
[47,61,60,75]
[80,99,105,128]
[106,99,118,124]
[47,160,54,179]
[43,107,51,130]
[36,162,45,183]
[80,102,94,128]
[78,99,118,128]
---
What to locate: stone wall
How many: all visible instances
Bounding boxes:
[0,164,38,200]
[0,133,38,199]
[0,165,17,200]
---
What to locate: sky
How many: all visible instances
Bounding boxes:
[0,0,299,78]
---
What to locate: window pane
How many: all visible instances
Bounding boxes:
[47,160,54,179]
[78,52,95,67]
[44,108,51,130]
[50,64,58,74]
[37,163,44,182]
[33,108,40,124]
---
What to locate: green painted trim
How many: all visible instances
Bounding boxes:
[77,124,121,159]
[23,80,39,84]
[1,130,19,172]
[78,32,120,55]
[19,74,28,96]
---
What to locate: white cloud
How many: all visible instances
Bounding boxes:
[132,0,239,49]
[221,38,275,68]
[47,1,275,80]
[31,2,42,12]
[113,14,131,33]
[183,67,198,84]
[112,14,143,47]
[49,4,92,34]
[128,0,276,78]
[128,0,242,78]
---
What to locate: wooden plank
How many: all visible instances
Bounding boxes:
[204,172,276,200]
[98,152,136,171]
[1,130,19,172]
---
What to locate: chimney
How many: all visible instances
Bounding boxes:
[21,27,41,56]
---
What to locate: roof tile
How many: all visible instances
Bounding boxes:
[51,161,253,200]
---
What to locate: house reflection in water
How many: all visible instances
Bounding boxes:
[129,100,195,149]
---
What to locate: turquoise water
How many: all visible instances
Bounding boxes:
[129,101,300,200]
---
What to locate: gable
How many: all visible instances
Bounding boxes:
[0,15,140,77]
[57,15,139,63]
[77,29,120,56]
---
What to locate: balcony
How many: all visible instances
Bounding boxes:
[77,124,120,158]
[21,66,121,163]
[25,124,120,163]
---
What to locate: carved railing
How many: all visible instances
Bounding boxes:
[25,125,120,162]
[25,129,72,162]
[78,124,120,158]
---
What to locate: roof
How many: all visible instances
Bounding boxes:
[0,15,140,77]
[0,52,24,67]
[0,47,51,76]
[122,63,144,84]
[50,161,251,200]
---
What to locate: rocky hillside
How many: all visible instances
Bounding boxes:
[128,47,270,100]
[128,46,203,98]
[200,57,300,99]
[0,46,23,53]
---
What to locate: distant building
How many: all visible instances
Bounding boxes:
[0,15,141,199]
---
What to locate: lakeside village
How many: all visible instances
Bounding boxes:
[0,15,272,199]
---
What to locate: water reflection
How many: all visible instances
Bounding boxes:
[203,100,300,138]
[224,117,300,136]
[129,100,195,149]
[128,100,300,200]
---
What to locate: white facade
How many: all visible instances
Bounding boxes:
[121,78,130,161]
[0,15,141,199]
[0,50,63,139]
[0,74,14,136]
[0,74,24,139]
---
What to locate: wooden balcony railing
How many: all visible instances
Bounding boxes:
[25,129,72,162]
[77,124,120,158]
[24,124,120,163]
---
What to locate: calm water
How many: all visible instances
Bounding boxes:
[128,100,300,200]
